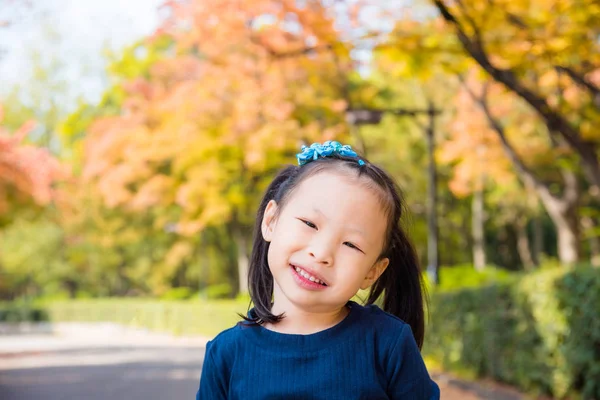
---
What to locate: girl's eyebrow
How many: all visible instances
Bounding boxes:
[312,207,327,219]
[312,207,367,238]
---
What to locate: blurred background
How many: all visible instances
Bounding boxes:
[0,0,599,399]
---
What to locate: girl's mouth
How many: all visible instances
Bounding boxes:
[290,264,328,290]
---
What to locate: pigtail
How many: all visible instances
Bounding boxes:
[367,226,426,349]
[239,165,298,325]
[361,166,427,349]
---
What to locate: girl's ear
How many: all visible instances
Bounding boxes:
[261,200,279,242]
[360,258,389,290]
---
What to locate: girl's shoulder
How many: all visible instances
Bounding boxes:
[206,316,266,349]
[202,324,246,367]
[352,302,420,351]
[355,301,409,331]
[208,324,244,348]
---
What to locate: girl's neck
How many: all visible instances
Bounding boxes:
[263,301,350,335]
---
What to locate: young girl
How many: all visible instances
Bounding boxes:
[196,141,440,399]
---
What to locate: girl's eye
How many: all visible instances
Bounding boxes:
[344,242,363,252]
[299,219,317,229]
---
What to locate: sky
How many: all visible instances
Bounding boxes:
[0,0,165,106]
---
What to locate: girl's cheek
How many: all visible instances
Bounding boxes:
[286,220,307,237]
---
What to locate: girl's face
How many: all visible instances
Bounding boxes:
[261,170,390,314]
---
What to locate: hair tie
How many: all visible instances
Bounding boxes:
[296,141,365,167]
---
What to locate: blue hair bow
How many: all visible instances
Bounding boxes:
[296,141,365,166]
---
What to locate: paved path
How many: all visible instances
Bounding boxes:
[431,372,526,400]
[0,323,528,400]
[0,346,204,400]
[0,323,208,400]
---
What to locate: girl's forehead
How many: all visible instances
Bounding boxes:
[289,171,386,212]
[297,170,363,191]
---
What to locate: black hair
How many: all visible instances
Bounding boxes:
[239,153,428,349]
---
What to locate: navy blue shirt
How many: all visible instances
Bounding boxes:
[196,300,440,399]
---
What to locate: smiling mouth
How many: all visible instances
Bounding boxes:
[290,264,328,286]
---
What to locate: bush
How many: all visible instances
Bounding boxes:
[0,301,48,322]
[201,283,232,299]
[160,287,194,300]
[424,265,600,399]
[425,264,516,293]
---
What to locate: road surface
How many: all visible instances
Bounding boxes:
[1,346,203,400]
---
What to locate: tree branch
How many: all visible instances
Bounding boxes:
[249,35,332,59]
[459,77,565,206]
[555,65,600,107]
[454,0,482,46]
[496,9,600,108]
[494,8,600,108]
[433,0,600,192]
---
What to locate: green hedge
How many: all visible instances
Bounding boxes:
[427,264,516,292]
[0,301,48,322]
[424,265,600,399]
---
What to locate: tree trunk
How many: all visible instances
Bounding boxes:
[515,219,535,270]
[198,232,208,298]
[532,205,543,266]
[461,197,474,263]
[63,279,78,299]
[472,184,486,271]
[582,216,600,267]
[461,80,581,265]
[544,197,580,265]
[232,224,249,295]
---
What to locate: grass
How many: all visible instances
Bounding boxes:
[38,297,252,338]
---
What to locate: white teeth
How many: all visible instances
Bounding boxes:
[293,266,325,285]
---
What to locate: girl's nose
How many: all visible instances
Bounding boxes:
[308,239,334,265]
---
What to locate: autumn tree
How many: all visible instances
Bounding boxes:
[430,0,600,197]
[0,105,65,298]
[427,0,600,264]
[440,74,568,267]
[362,0,599,265]
[81,0,354,295]
[0,106,63,226]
